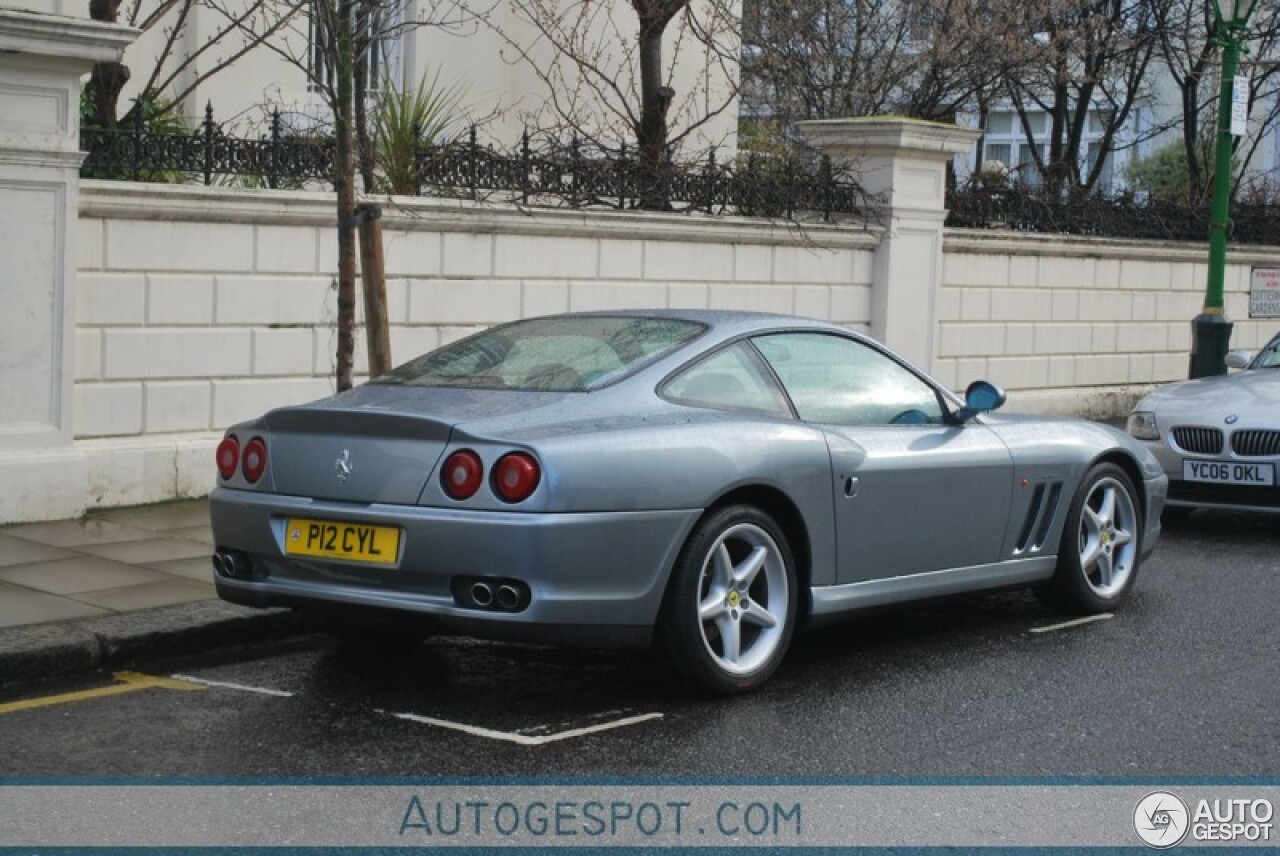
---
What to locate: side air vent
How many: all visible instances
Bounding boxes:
[1230,429,1280,457]
[1014,481,1064,554]
[1171,427,1224,455]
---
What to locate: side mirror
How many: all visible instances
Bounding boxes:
[965,380,1007,412]
[953,380,1006,423]
[1225,351,1252,370]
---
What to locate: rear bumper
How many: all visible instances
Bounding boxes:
[209,487,700,647]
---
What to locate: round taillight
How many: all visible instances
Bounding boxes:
[216,436,240,481]
[442,449,484,500]
[241,437,268,484]
[493,452,540,503]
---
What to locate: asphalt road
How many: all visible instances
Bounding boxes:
[1,510,1276,779]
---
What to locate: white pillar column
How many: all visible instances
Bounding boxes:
[798,117,980,371]
[0,10,136,522]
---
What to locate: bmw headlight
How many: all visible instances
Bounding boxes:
[1126,411,1159,441]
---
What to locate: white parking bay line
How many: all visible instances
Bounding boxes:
[381,710,664,746]
[169,674,296,697]
[1028,613,1114,634]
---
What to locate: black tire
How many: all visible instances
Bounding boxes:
[1039,462,1143,614]
[657,505,798,695]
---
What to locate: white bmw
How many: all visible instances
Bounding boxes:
[1127,330,1280,517]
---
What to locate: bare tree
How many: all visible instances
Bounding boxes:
[1153,0,1280,202]
[85,0,307,128]
[993,0,1165,196]
[465,0,740,208]
[899,0,1009,122]
[742,0,912,124]
[739,0,1001,131]
[1233,9,1280,199]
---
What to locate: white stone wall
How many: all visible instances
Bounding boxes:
[0,9,137,523]
[937,231,1280,417]
[75,181,876,507]
[72,180,1280,511]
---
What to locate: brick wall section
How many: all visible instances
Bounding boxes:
[937,231,1280,417]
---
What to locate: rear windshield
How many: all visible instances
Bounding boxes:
[375,316,707,391]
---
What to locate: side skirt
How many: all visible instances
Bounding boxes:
[808,556,1058,623]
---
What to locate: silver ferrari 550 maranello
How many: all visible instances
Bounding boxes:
[210,310,1166,694]
[1127,329,1280,518]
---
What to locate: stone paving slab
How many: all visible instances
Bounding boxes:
[0,499,304,688]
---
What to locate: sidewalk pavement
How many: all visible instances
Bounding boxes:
[0,499,301,688]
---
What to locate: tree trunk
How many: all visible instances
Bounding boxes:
[1182,66,1208,203]
[334,0,358,392]
[633,1,686,209]
[358,204,392,378]
[354,0,377,193]
[352,1,389,378]
[87,0,129,128]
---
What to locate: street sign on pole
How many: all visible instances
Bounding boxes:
[1231,75,1250,136]
[1251,268,1280,318]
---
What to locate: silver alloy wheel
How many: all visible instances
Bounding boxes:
[695,522,790,676]
[1076,475,1138,598]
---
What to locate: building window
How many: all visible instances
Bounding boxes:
[980,108,1115,192]
[1086,141,1115,190]
[308,0,403,95]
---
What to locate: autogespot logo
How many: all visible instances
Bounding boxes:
[1135,792,1190,849]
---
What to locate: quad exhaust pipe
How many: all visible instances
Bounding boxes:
[453,576,530,612]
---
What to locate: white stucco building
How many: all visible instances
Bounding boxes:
[21,0,741,155]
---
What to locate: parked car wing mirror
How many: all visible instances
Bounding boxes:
[952,380,1007,424]
[1225,351,1253,370]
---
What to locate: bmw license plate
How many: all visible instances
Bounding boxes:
[1183,460,1276,486]
[284,517,401,565]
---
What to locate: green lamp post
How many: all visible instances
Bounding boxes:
[1191,0,1259,378]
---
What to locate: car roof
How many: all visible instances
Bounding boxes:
[564,308,851,339]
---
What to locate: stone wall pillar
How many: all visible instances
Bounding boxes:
[0,10,136,522]
[799,117,980,371]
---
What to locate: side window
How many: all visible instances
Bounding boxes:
[663,343,791,416]
[753,333,944,426]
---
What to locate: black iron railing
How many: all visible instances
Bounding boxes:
[80,104,865,220]
[946,184,1280,246]
[81,105,333,188]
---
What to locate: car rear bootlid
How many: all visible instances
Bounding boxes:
[263,406,453,504]
[259,383,586,503]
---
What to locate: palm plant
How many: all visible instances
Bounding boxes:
[372,71,467,195]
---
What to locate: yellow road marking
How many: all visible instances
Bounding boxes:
[0,671,205,715]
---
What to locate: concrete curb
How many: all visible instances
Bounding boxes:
[0,602,304,687]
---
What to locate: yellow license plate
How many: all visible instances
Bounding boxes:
[284,518,401,565]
